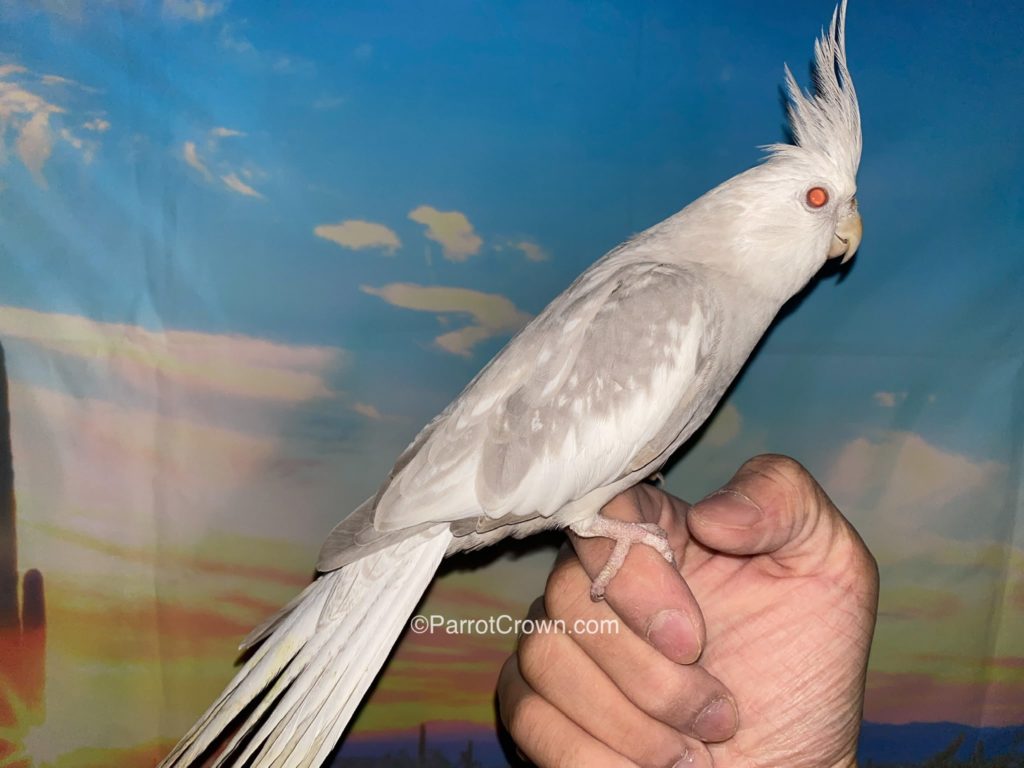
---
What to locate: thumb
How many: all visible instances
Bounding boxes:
[687,454,861,573]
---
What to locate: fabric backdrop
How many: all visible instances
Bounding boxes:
[0,1,1021,766]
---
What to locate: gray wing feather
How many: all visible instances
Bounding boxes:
[315,498,436,572]
[372,260,715,531]
[317,260,723,571]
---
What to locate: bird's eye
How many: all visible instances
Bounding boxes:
[806,187,829,208]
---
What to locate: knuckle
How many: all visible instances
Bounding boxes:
[750,453,815,494]
[496,657,522,728]
[516,623,538,661]
[505,694,570,768]
[516,598,548,654]
[631,670,689,720]
[525,595,546,622]
[504,688,541,742]
[864,546,880,584]
[543,561,587,620]
[744,454,827,527]
[545,557,574,599]
[516,631,558,691]
[847,531,880,591]
[629,673,727,736]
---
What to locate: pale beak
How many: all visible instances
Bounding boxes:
[828,204,863,264]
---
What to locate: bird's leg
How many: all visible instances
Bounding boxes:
[569,515,675,601]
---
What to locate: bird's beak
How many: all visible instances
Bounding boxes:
[828,203,863,264]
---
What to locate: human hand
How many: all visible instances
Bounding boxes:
[498,455,879,767]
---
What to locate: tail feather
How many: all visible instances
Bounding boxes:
[160,526,452,768]
[212,616,336,767]
[239,579,321,652]
[160,585,332,767]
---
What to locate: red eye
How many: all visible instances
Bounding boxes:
[806,187,829,208]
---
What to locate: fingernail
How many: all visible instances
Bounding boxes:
[646,609,701,664]
[672,749,707,767]
[693,696,738,742]
[693,489,763,528]
[673,748,713,768]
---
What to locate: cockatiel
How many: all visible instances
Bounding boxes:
[161,2,863,766]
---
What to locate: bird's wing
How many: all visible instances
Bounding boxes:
[369,260,719,533]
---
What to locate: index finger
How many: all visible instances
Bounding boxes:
[567,483,706,664]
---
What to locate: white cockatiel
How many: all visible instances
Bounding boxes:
[161,2,863,766]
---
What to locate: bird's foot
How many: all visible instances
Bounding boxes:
[569,516,675,601]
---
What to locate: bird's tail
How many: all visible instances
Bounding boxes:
[159,526,452,768]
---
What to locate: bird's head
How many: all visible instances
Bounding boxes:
[770,0,863,266]
[674,1,863,301]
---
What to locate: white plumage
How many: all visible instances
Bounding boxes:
[161,529,451,768]
[161,2,864,765]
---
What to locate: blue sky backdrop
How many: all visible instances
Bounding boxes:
[0,0,1021,763]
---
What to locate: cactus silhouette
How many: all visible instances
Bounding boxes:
[0,339,47,730]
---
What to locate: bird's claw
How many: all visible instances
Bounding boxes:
[569,516,675,601]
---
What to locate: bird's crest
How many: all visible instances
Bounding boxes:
[770,0,862,179]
